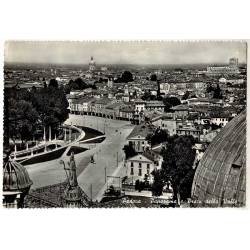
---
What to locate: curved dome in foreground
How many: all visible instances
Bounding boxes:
[3,156,33,208]
[3,157,33,192]
[191,110,246,207]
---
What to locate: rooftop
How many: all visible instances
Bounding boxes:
[127,123,155,139]
[171,104,190,111]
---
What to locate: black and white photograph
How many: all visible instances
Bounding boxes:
[2,41,247,208]
[1,1,250,250]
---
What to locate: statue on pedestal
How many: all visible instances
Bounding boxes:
[65,151,78,189]
[59,151,89,207]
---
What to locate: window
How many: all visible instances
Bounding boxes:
[147,164,150,175]
[131,162,134,167]
[142,141,144,145]
[138,164,142,176]
[130,167,134,175]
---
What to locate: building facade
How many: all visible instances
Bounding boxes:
[125,154,156,183]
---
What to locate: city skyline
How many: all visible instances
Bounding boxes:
[3,41,247,209]
[5,41,247,65]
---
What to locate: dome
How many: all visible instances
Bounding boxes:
[191,110,246,207]
[89,56,95,64]
[3,157,33,192]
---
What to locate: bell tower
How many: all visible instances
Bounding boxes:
[89,56,96,71]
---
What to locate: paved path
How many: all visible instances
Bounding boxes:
[25,114,134,202]
[68,115,134,201]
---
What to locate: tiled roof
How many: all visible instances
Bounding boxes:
[120,106,134,113]
[127,123,155,139]
[146,101,165,107]
[94,98,112,105]
[143,149,162,161]
[105,102,124,110]
[209,112,233,118]
[171,104,190,111]
[134,98,146,104]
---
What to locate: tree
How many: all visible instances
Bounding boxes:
[31,86,37,93]
[5,81,69,145]
[42,78,47,88]
[182,91,190,100]
[74,77,88,89]
[157,81,161,99]
[8,99,39,143]
[135,180,140,191]
[213,84,223,99]
[144,174,150,187]
[135,180,144,192]
[146,128,169,146]
[179,168,196,200]
[48,78,59,89]
[92,83,97,90]
[123,144,137,159]
[206,84,214,93]
[121,71,133,82]
[150,74,157,81]
[206,83,223,99]
[65,78,97,93]
[115,71,133,83]
[141,90,156,101]
[161,135,196,203]
[163,96,181,112]
[211,123,222,130]
[151,169,164,196]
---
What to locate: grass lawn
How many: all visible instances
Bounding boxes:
[66,146,88,156]
[80,137,106,144]
[21,147,67,166]
[78,126,104,141]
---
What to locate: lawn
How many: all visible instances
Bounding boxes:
[78,126,104,141]
[66,146,88,156]
[21,147,67,166]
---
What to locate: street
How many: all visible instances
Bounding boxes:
[25,114,134,201]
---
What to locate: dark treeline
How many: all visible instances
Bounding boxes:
[64,77,97,94]
[152,135,196,203]
[114,71,134,83]
[4,79,69,145]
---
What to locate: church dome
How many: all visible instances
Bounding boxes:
[3,156,33,192]
[191,110,246,207]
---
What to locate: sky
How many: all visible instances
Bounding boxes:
[4,41,247,65]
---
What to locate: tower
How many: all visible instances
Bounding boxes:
[107,77,113,88]
[124,84,129,94]
[229,57,238,67]
[89,56,96,71]
[157,80,161,99]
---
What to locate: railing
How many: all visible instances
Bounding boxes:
[12,124,86,163]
